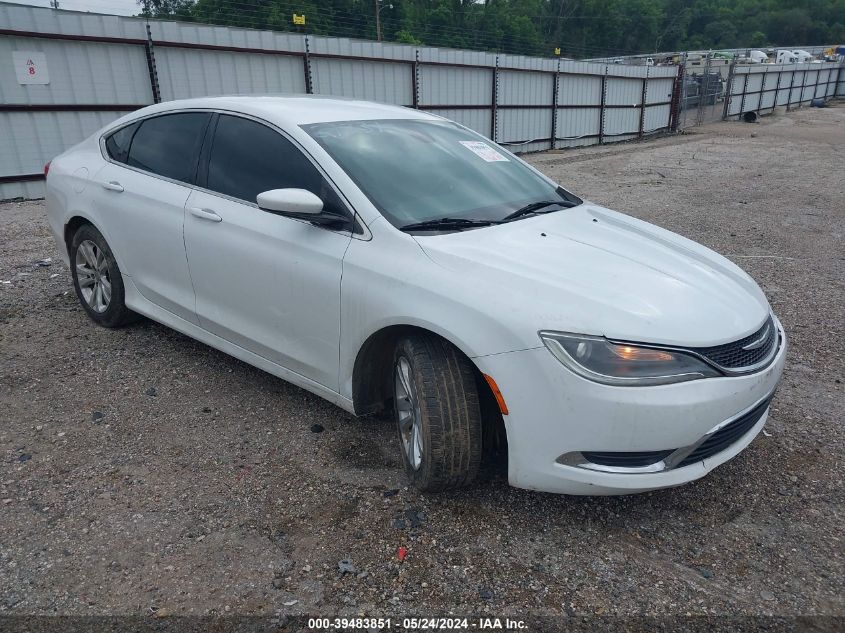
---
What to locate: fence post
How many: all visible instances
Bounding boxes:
[669,61,684,131]
[303,34,313,94]
[737,71,749,119]
[598,66,607,144]
[811,65,821,99]
[638,65,648,139]
[785,67,797,111]
[695,52,711,126]
[772,68,783,113]
[551,57,560,150]
[722,59,736,120]
[798,66,809,106]
[760,64,769,114]
[412,50,420,109]
[490,54,499,142]
[144,23,161,104]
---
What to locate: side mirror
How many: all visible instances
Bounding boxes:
[257,188,323,216]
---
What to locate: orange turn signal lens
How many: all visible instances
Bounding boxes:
[483,373,509,416]
[609,345,675,362]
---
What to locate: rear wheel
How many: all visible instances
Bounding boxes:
[70,224,138,328]
[393,333,482,491]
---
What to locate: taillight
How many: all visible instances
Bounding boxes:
[44,161,51,177]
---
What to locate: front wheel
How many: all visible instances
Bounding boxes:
[393,333,483,491]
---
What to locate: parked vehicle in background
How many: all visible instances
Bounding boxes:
[682,77,702,108]
[683,72,724,108]
[748,50,769,63]
[821,46,842,62]
[776,49,816,64]
[44,96,786,496]
[776,50,799,64]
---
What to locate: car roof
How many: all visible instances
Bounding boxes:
[132,95,441,127]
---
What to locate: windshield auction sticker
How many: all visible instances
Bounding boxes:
[459,140,509,162]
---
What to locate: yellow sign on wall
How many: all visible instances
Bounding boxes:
[292,13,306,25]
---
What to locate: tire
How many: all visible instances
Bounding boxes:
[392,332,483,491]
[70,223,138,328]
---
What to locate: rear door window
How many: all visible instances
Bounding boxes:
[127,112,211,183]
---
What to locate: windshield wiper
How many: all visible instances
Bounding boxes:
[399,217,502,232]
[399,200,579,232]
[501,199,578,223]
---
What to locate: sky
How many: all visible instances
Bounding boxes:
[3,0,140,16]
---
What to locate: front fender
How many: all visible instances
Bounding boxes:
[338,220,538,401]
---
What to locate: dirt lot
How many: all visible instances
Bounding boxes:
[1,104,843,626]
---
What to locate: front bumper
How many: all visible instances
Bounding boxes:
[475,318,787,495]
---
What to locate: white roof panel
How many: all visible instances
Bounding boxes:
[122,95,439,127]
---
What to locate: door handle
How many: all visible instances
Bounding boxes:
[188,207,222,222]
[102,181,124,192]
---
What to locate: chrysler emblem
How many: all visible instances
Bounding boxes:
[742,323,771,351]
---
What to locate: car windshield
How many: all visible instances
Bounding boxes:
[302,119,580,229]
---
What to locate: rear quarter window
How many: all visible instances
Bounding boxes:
[104,122,139,164]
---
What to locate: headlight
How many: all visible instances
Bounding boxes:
[539,331,721,386]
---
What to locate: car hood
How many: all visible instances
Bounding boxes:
[414,203,771,348]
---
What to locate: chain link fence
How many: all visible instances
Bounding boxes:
[677,53,730,129]
[677,54,843,130]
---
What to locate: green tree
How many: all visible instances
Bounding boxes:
[136,0,845,59]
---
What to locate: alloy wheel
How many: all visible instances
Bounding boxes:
[75,239,111,313]
[395,356,423,470]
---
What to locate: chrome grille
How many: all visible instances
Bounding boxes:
[691,316,777,371]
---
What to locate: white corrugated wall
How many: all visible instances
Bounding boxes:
[725,63,841,118]
[9,3,838,199]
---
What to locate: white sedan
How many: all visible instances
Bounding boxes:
[44,96,786,495]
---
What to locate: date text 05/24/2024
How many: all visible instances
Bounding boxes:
[307,617,528,630]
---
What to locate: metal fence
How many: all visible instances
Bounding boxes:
[1,2,842,200]
[677,54,729,128]
[678,55,843,129]
[724,62,842,120]
[0,2,681,199]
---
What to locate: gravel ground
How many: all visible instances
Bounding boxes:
[1,104,843,626]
